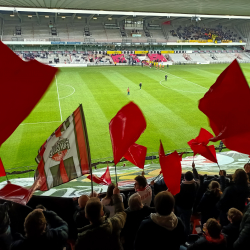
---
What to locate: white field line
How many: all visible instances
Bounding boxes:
[55,75,63,121]
[158,69,209,91]
[58,84,76,100]
[20,121,61,125]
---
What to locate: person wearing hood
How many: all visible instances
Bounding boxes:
[175,163,200,235]
[134,191,186,250]
[187,218,227,250]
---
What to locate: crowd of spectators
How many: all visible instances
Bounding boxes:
[170,24,241,42]
[1,163,250,250]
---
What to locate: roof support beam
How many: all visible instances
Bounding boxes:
[15,11,22,23]
[36,12,40,24]
[71,13,76,22]
[54,13,57,23]
[86,14,94,25]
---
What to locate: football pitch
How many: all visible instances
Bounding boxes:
[1,63,250,173]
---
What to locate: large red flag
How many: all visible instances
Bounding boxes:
[199,59,250,155]
[124,143,147,169]
[0,158,6,177]
[159,141,182,195]
[187,128,218,163]
[0,41,58,146]
[109,102,147,165]
[87,166,111,185]
[0,177,41,206]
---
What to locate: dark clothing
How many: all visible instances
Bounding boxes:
[10,210,68,250]
[73,207,89,229]
[175,168,200,235]
[175,168,200,210]
[203,175,230,192]
[134,216,185,250]
[74,206,110,230]
[139,83,142,89]
[217,184,249,213]
[187,235,227,250]
[233,204,250,250]
[165,75,168,80]
[222,222,241,250]
[75,194,126,250]
[196,190,221,225]
[121,206,155,250]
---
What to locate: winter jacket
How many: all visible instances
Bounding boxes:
[196,190,221,222]
[222,222,240,250]
[0,202,11,234]
[10,210,68,250]
[75,194,126,250]
[121,206,155,250]
[175,168,200,210]
[134,212,185,250]
[217,183,249,213]
[74,206,110,229]
[233,204,250,250]
[187,234,227,250]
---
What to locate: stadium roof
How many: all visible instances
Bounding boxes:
[0,0,249,17]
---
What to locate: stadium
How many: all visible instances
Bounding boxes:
[0,1,250,250]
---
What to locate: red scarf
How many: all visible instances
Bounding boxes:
[205,234,224,244]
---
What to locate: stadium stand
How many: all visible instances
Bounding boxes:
[111,54,127,63]
[1,164,250,250]
[147,53,167,62]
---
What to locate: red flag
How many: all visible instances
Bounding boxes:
[87,166,111,185]
[0,179,41,205]
[159,141,182,195]
[199,59,250,155]
[0,41,58,146]
[109,102,147,165]
[0,158,6,177]
[101,166,112,185]
[162,21,171,25]
[124,143,147,169]
[188,128,218,163]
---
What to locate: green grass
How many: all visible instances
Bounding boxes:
[1,63,250,179]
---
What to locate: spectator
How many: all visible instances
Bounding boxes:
[175,162,200,235]
[187,218,227,250]
[217,169,249,226]
[244,163,250,180]
[121,193,155,250]
[196,181,222,226]
[222,208,243,250]
[202,170,230,192]
[73,195,90,229]
[101,183,123,217]
[134,171,152,206]
[10,209,68,250]
[0,202,13,250]
[134,191,186,250]
[233,203,250,250]
[75,184,126,250]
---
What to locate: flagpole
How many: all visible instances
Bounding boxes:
[79,104,93,195]
[217,162,221,171]
[115,165,118,184]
